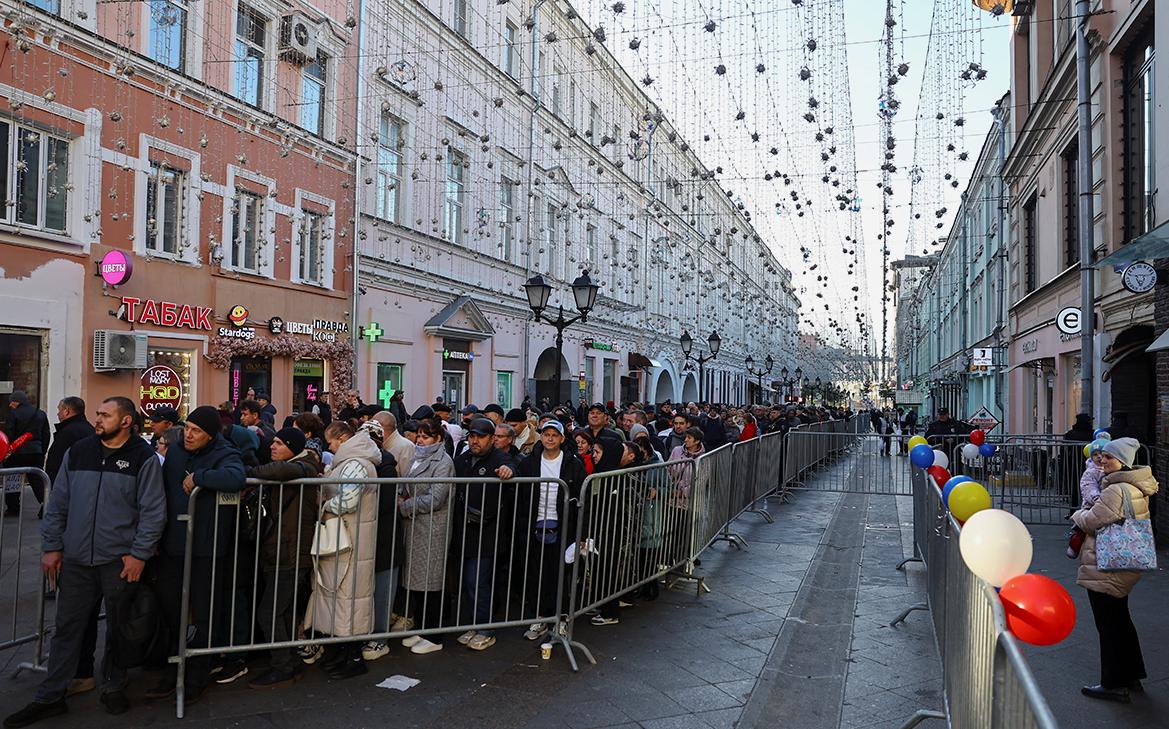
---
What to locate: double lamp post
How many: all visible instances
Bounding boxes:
[744,353,773,405]
[680,329,720,402]
[524,271,599,404]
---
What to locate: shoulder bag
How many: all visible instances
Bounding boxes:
[1095,486,1157,572]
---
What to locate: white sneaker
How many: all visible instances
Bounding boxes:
[298,644,324,664]
[524,623,548,641]
[457,630,476,645]
[362,640,389,661]
[467,633,496,651]
[410,638,443,654]
[391,615,414,632]
[401,635,422,648]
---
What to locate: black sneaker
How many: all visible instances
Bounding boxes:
[1081,685,1131,703]
[3,700,67,728]
[143,677,176,701]
[99,691,130,716]
[326,659,368,680]
[247,667,297,689]
[213,659,248,685]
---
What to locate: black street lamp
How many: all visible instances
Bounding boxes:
[813,376,822,405]
[525,271,599,404]
[779,365,803,402]
[745,353,773,405]
[680,329,720,402]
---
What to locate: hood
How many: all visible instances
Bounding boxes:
[1083,458,1100,472]
[1103,466,1159,498]
[333,431,382,466]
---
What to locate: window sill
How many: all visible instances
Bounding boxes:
[143,251,200,267]
[0,223,86,250]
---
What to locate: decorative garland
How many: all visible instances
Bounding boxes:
[206,335,354,394]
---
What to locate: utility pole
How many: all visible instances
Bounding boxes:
[1074,0,1096,417]
[959,192,969,413]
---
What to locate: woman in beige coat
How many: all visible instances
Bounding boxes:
[1070,437,1158,703]
[306,421,380,679]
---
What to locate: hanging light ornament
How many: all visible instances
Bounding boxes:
[877,93,898,120]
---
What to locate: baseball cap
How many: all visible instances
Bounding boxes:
[540,420,565,435]
[466,417,496,436]
[149,406,180,423]
[433,402,452,413]
[588,402,607,414]
[461,404,480,416]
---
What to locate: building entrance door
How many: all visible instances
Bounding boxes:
[442,371,465,415]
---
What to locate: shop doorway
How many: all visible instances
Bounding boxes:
[0,328,47,430]
[442,371,465,415]
[1108,326,1155,445]
[230,356,271,406]
[533,347,571,406]
[293,359,325,415]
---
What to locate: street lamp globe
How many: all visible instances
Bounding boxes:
[680,330,693,357]
[781,366,789,381]
[524,274,552,315]
[795,367,803,382]
[571,270,599,316]
[765,354,773,371]
[708,330,721,357]
[744,354,754,371]
[815,376,822,388]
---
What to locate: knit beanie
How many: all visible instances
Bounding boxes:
[1103,437,1139,469]
[275,427,307,455]
[186,406,222,439]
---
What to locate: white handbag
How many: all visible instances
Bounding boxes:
[310,516,352,557]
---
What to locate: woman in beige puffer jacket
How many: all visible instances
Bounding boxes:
[1070,437,1158,703]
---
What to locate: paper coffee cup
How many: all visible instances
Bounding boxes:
[540,642,553,660]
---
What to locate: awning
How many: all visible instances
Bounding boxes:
[1096,220,1169,267]
[1147,328,1169,353]
[628,352,661,369]
[1003,356,1054,373]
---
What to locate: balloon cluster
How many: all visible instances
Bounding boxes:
[0,431,31,463]
[908,433,1077,647]
[959,429,996,463]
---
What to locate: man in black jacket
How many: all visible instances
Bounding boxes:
[452,418,516,651]
[4,390,51,514]
[145,406,245,707]
[4,397,165,727]
[44,398,93,485]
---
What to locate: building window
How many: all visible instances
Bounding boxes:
[453,0,468,37]
[233,5,266,107]
[588,102,600,143]
[499,179,515,262]
[602,359,615,403]
[232,189,263,273]
[0,121,69,233]
[609,233,621,293]
[375,363,404,407]
[301,52,327,135]
[146,162,184,256]
[495,371,513,409]
[1061,140,1078,268]
[444,149,465,244]
[148,0,187,71]
[1122,32,1155,242]
[298,210,324,285]
[1023,194,1037,294]
[545,203,559,278]
[552,67,563,117]
[584,224,596,271]
[613,125,622,162]
[504,21,518,78]
[26,0,58,14]
[376,115,403,223]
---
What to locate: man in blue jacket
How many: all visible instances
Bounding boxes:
[4,397,166,727]
[143,405,245,707]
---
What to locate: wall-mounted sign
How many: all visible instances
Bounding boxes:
[120,297,212,331]
[1121,261,1157,294]
[1056,306,1082,336]
[267,316,285,334]
[139,365,183,415]
[1020,338,1039,354]
[271,318,344,342]
[584,340,618,352]
[314,319,349,333]
[100,250,133,286]
[968,406,1001,433]
[362,323,384,342]
[218,326,256,340]
[443,349,474,361]
[227,305,249,327]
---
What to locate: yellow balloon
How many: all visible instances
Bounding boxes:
[908,436,929,450]
[1083,443,1091,458]
[950,482,991,522]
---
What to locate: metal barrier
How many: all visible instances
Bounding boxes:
[0,467,53,677]
[895,465,1058,729]
[172,475,594,717]
[687,444,736,555]
[753,431,784,505]
[782,431,914,496]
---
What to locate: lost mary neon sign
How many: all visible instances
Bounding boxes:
[120,296,212,331]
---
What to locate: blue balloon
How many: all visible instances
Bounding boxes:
[910,443,935,469]
[943,476,973,505]
[1093,429,1111,441]
[979,443,996,458]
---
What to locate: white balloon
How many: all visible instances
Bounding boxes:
[961,443,982,462]
[959,509,1033,587]
[931,450,949,470]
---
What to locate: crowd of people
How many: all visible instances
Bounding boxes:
[1,389,853,726]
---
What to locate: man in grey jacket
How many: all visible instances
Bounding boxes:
[4,397,166,727]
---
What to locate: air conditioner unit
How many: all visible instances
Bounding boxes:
[93,330,148,372]
[280,13,319,65]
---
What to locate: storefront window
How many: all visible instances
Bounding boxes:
[603,360,615,404]
[376,362,403,408]
[230,356,271,405]
[292,359,324,415]
[584,357,595,402]
[0,329,45,430]
[496,371,512,409]
[1064,354,1082,426]
[146,348,195,418]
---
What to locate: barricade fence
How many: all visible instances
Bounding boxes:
[782,432,914,496]
[0,467,53,676]
[898,463,1058,729]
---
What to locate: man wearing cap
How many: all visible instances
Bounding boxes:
[481,404,505,426]
[147,406,181,448]
[586,403,624,449]
[513,419,585,642]
[451,417,517,651]
[505,409,537,457]
[146,405,245,706]
[3,397,165,726]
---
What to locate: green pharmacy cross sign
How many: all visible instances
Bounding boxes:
[362,322,383,343]
[378,380,396,408]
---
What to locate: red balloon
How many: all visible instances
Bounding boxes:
[998,574,1076,646]
[969,429,986,446]
[0,431,8,462]
[927,465,951,488]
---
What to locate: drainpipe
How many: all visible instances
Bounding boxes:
[521,0,547,404]
[350,0,367,392]
[1075,0,1096,419]
[959,191,969,414]
[993,108,1008,421]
